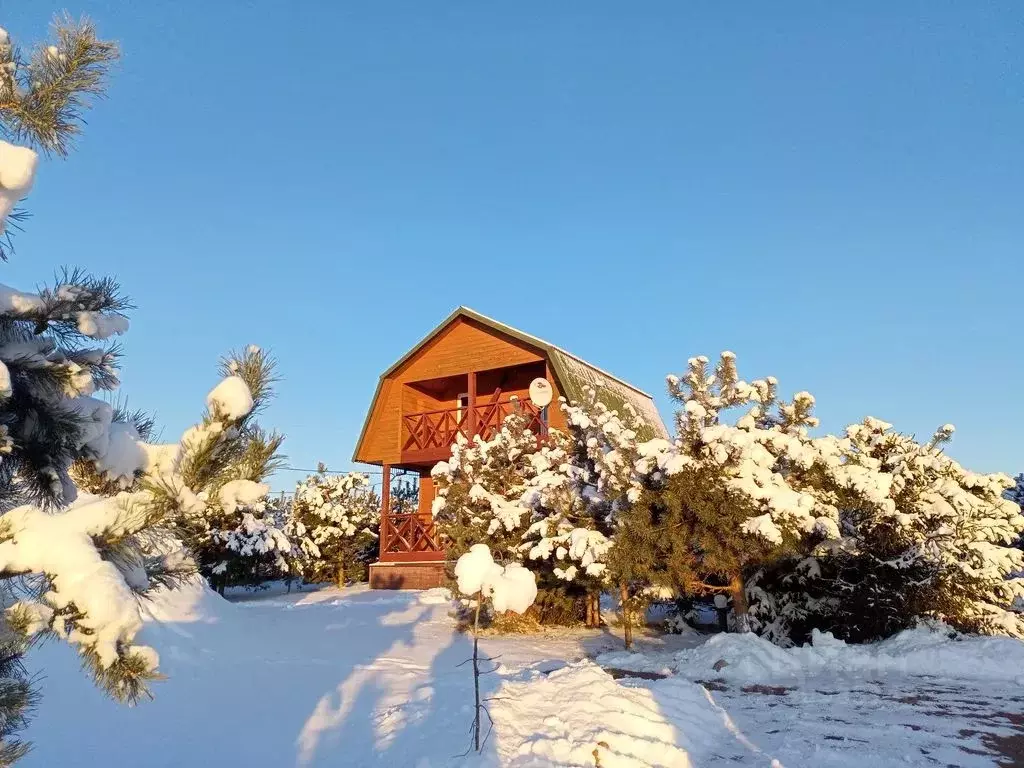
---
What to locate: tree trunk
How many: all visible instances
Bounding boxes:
[472,593,482,751]
[585,594,594,628]
[620,582,633,649]
[729,574,749,633]
[336,562,346,589]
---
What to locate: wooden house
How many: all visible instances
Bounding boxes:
[353,307,667,589]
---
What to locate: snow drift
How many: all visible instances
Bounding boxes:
[672,624,1024,683]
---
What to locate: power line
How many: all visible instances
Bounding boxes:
[278,465,419,476]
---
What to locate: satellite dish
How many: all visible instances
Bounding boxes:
[529,378,553,408]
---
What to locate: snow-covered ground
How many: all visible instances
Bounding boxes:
[26,583,1024,767]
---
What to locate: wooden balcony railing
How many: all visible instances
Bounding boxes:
[380,512,441,557]
[401,397,547,462]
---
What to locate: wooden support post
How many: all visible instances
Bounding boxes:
[542,361,551,434]
[467,371,477,437]
[381,464,391,552]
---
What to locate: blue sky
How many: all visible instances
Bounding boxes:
[3,2,1021,489]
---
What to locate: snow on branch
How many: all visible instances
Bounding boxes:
[206,376,254,422]
[0,140,37,233]
[455,544,537,615]
[0,493,161,698]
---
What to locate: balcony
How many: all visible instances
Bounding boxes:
[400,396,547,464]
[379,512,442,561]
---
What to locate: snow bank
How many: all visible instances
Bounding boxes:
[673,625,1024,683]
[416,587,452,605]
[593,650,675,677]
[490,660,724,767]
[141,575,235,626]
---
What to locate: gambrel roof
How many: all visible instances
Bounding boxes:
[353,307,668,462]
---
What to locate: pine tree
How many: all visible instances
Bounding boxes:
[621,352,838,634]
[432,411,551,565]
[141,347,288,593]
[1007,474,1024,550]
[434,391,651,630]
[647,356,1024,645]
[0,16,188,762]
[390,474,419,515]
[433,409,606,625]
[286,467,380,586]
[520,389,647,629]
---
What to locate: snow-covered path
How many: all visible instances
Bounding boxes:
[26,584,1024,767]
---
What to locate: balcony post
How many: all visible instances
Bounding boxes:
[467,371,477,437]
[381,463,391,552]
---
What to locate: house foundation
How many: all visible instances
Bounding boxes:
[369,560,446,590]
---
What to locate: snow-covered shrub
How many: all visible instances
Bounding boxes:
[285,467,380,585]
[749,421,1024,644]
[435,393,647,628]
[455,543,538,615]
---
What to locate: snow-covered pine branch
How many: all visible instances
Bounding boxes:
[0,16,119,159]
[0,349,290,717]
[0,15,209,762]
[1,494,167,701]
[140,347,289,592]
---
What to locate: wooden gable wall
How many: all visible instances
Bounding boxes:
[355,316,565,466]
